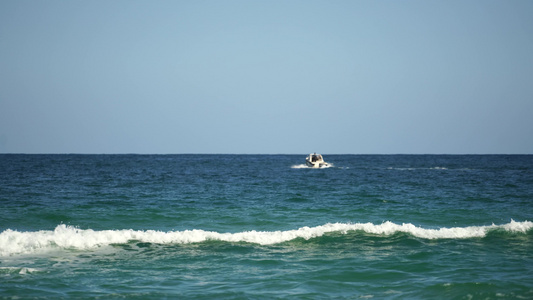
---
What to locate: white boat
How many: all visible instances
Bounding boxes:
[305,153,329,168]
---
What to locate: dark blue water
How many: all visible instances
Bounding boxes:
[1,154,532,299]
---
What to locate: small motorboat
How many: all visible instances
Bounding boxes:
[305,153,329,168]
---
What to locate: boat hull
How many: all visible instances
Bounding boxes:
[306,161,328,168]
[305,153,329,168]
[305,159,329,168]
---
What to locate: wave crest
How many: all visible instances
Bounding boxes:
[1,220,531,256]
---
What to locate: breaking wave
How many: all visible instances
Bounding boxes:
[0,267,42,275]
[1,220,531,256]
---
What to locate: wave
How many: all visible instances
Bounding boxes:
[0,267,42,275]
[387,167,449,170]
[1,220,531,256]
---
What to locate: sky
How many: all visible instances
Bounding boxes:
[1,1,532,154]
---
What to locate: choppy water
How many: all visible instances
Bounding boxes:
[1,154,532,299]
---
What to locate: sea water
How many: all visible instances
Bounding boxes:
[1,154,532,299]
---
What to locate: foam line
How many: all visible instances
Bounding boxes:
[1,220,531,256]
[0,267,41,275]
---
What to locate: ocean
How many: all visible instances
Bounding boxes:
[1,154,532,299]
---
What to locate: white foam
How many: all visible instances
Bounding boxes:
[1,220,531,256]
[387,167,449,171]
[291,163,334,169]
[291,164,309,169]
[0,267,41,274]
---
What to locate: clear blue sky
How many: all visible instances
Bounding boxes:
[1,1,532,154]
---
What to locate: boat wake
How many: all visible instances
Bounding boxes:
[291,164,334,169]
[1,220,531,256]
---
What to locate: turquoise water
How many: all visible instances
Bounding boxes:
[1,154,532,299]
